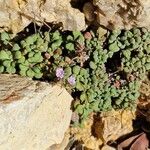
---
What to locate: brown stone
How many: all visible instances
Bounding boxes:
[93,110,135,143]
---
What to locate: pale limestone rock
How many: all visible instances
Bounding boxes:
[0,74,73,150]
[101,145,116,150]
[0,0,86,33]
[92,0,150,30]
[48,132,70,150]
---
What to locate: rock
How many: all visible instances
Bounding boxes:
[93,0,150,30]
[70,110,135,149]
[70,114,103,150]
[0,0,86,33]
[0,74,73,150]
[101,145,116,150]
[137,78,150,121]
[48,132,70,150]
[93,110,135,143]
[83,2,96,22]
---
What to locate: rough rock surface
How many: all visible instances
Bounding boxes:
[94,110,135,143]
[70,110,135,149]
[70,114,103,150]
[101,145,116,150]
[92,0,150,30]
[0,74,73,150]
[83,2,96,22]
[0,0,86,33]
[48,131,70,150]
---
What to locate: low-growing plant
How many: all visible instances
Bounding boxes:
[0,27,149,124]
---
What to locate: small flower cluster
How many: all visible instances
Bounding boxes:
[56,67,76,85]
[56,68,64,79]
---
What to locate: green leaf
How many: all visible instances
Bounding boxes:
[82,108,91,119]
[123,102,128,108]
[93,53,99,62]
[32,52,43,63]
[3,60,11,67]
[145,63,150,70]
[25,36,35,45]
[28,52,35,58]
[108,52,114,58]
[51,31,61,41]
[122,50,131,59]
[34,72,43,79]
[19,70,26,76]
[19,64,28,71]
[18,56,25,63]
[76,82,84,91]
[31,34,38,42]
[20,40,26,48]
[80,68,87,76]
[80,92,87,102]
[44,32,50,41]
[33,66,41,73]
[90,101,100,111]
[124,67,130,73]
[147,57,150,63]
[0,50,10,60]
[141,57,146,64]
[14,51,22,59]
[72,31,82,39]
[1,32,10,41]
[134,61,141,68]
[64,67,72,77]
[112,29,121,36]
[75,105,84,115]
[73,66,80,75]
[109,42,120,52]
[135,36,141,43]
[6,66,16,74]
[25,46,32,52]
[126,31,133,38]
[77,35,85,44]
[128,93,135,101]
[109,35,117,43]
[12,44,20,51]
[89,61,97,69]
[0,66,4,73]
[115,99,122,105]
[67,35,73,41]
[51,40,62,50]
[132,28,141,35]
[66,43,74,51]
[26,69,35,78]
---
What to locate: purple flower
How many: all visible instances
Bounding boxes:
[56,67,64,79]
[68,75,76,85]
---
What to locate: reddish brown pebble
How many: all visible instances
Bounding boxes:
[45,52,51,59]
[84,32,92,40]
